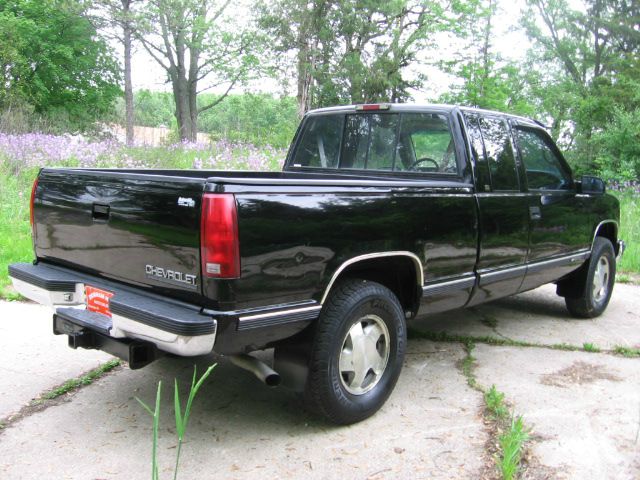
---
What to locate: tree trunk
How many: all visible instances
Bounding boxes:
[122,0,134,146]
[172,71,194,142]
[297,56,311,117]
[479,0,494,101]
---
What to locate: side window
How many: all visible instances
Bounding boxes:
[463,114,491,192]
[396,113,458,173]
[478,117,519,191]
[341,114,399,170]
[290,115,344,168]
[515,128,572,190]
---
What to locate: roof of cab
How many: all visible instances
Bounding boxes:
[306,103,544,129]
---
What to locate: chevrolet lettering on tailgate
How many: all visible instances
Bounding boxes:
[145,264,197,288]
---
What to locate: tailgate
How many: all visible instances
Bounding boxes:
[34,169,205,296]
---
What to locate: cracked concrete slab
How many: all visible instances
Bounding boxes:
[473,344,640,479]
[0,342,486,480]
[412,283,640,350]
[0,301,113,419]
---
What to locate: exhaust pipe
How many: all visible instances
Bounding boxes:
[229,354,281,387]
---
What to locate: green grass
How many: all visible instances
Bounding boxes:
[485,385,509,419]
[616,192,639,274]
[136,364,216,480]
[613,346,640,358]
[583,342,601,353]
[483,386,530,480]
[457,344,530,480]
[499,415,530,480]
[0,163,40,298]
[40,359,121,400]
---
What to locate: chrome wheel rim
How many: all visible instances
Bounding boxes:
[592,256,610,304]
[338,314,390,395]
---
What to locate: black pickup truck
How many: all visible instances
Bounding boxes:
[9,104,624,424]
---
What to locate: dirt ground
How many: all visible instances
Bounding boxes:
[0,283,638,479]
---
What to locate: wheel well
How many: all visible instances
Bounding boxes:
[595,222,618,254]
[326,256,421,315]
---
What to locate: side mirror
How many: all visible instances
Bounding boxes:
[579,175,605,194]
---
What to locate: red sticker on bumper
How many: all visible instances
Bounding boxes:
[85,286,114,317]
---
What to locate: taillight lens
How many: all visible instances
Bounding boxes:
[200,193,240,279]
[30,177,38,230]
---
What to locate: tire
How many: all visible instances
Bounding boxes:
[565,237,616,318]
[304,279,406,425]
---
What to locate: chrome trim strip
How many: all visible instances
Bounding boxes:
[422,275,476,295]
[591,219,619,251]
[320,251,424,304]
[479,251,591,285]
[479,265,527,284]
[526,251,590,273]
[239,305,322,322]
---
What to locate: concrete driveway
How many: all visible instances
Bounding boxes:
[0,283,638,479]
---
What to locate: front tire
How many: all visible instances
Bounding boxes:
[304,279,406,425]
[565,237,616,318]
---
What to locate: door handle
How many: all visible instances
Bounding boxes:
[529,206,542,221]
[92,203,110,221]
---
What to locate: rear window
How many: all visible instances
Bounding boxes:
[290,112,458,175]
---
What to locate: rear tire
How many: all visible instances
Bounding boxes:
[304,279,406,425]
[565,237,616,318]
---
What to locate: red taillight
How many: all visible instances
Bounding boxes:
[30,177,38,229]
[200,193,240,279]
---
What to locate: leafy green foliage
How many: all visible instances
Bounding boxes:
[0,0,120,131]
[438,0,537,116]
[593,108,640,182]
[259,0,477,110]
[116,91,299,149]
[485,385,509,419]
[520,0,640,177]
[137,0,263,140]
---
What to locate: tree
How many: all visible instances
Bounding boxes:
[521,0,640,171]
[258,0,329,116]
[0,0,120,131]
[94,0,143,145]
[260,0,474,115]
[437,0,536,116]
[137,0,259,141]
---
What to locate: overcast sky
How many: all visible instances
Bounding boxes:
[124,0,532,101]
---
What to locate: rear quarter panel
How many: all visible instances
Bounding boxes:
[208,184,478,310]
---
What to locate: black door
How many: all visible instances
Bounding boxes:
[511,124,593,291]
[464,114,530,306]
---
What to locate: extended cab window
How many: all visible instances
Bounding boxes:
[291,115,344,168]
[478,117,519,191]
[515,128,572,190]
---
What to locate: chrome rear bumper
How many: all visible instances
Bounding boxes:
[9,262,216,357]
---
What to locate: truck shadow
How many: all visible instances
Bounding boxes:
[486,289,570,319]
[116,353,326,437]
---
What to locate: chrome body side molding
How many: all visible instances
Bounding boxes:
[320,251,424,304]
